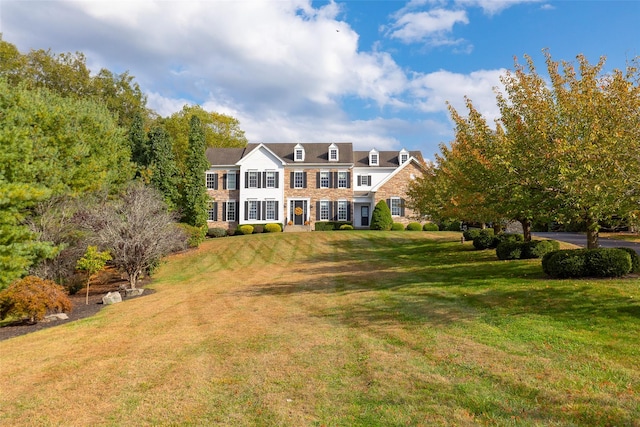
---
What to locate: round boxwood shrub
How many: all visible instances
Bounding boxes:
[339,224,354,230]
[463,228,482,242]
[423,222,439,231]
[406,222,422,231]
[585,248,631,278]
[522,240,559,259]
[616,247,640,273]
[496,241,523,260]
[207,227,227,238]
[543,249,588,278]
[264,223,282,233]
[446,221,461,231]
[236,225,254,235]
[391,222,405,231]
[497,233,524,244]
[473,229,498,250]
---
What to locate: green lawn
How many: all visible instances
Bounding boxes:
[1,231,639,426]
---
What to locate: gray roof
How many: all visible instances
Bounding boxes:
[206,143,424,167]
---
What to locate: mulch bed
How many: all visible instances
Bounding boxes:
[0,269,153,342]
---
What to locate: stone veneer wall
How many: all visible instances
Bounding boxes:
[206,186,239,230]
[374,162,423,226]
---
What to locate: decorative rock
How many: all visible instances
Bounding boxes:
[125,288,144,297]
[102,291,123,305]
[44,313,69,322]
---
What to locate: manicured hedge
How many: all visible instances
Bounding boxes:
[264,223,282,233]
[339,224,354,230]
[236,225,254,235]
[391,222,405,231]
[496,240,560,260]
[423,223,439,231]
[207,227,227,238]
[472,229,497,250]
[617,247,640,273]
[315,221,352,231]
[542,248,632,278]
[406,222,422,231]
[463,228,482,242]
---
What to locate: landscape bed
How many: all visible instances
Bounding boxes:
[1,231,639,426]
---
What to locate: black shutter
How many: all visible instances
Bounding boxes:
[357,175,362,186]
[257,172,262,188]
[316,201,320,220]
[223,174,227,190]
[316,172,320,188]
[261,201,266,220]
[244,201,249,221]
[275,172,279,188]
[333,201,338,221]
[236,173,240,189]
[245,172,249,188]
[303,172,307,188]
[347,172,351,188]
[213,202,218,221]
[386,198,391,209]
[274,201,279,220]
[332,172,338,188]
[222,202,227,221]
[212,173,218,190]
[401,198,406,216]
[290,172,294,188]
[347,201,351,221]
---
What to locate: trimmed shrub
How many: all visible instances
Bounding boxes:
[463,228,482,241]
[543,248,632,278]
[177,223,207,247]
[497,233,524,244]
[370,200,393,230]
[585,249,631,278]
[446,221,461,232]
[264,223,282,233]
[252,225,264,234]
[522,240,559,259]
[0,276,72,323]
[391,222,405,231]
[406,222,422,231]
[423,223,439,231]
[616,247,640,273]
[207,227,227,238]
[315,221,351,231]
[472,229,498,250]
[496,241,523,260]
[236,225,254,235]
[339,224,354,230]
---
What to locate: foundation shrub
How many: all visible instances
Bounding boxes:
[236,225,254,235]
[252,225,264,234]
[406,222,422,231]
[391,222,405,231]
[339,224,354,230]
[264,223,282,233]
[207,227,227,238]
[423,223,439,231]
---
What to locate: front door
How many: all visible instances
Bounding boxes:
[294,200,304,225]
[361,206,369,227]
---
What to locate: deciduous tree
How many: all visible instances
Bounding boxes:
[76,246,111,305]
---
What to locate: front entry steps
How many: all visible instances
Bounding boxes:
[284,225,312,232]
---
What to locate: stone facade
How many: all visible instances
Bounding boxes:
[374,161,424,225]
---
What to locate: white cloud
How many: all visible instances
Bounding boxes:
[454,0,543,15]
[386,8,469,46]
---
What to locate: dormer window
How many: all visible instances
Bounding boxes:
[369,148,379,166]
[399,148,409,165]
[328,143,339,162]
[294,144,305,162]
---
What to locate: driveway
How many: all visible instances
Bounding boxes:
[533,232,640,255]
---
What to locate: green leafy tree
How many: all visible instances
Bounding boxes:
[163,105,247,171]
[180,116,210,228]
[148,125,181,210]
[370,200,393,230]
[129,112,150,169]
[76,246,111,305]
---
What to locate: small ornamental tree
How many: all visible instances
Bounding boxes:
[370,200,393,230]
[0,276,72,323]
[76,246,111,305]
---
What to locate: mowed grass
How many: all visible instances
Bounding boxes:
[1,231,639,426]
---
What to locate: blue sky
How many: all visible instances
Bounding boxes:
[1,0,638,159]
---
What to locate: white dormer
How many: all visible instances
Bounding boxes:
[369,148,379,166]
[399,148,409,165]
[328,143,339,162]
[294,143,305,162]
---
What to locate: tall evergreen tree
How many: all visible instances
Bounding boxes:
[180,116,209,227]
[148,125,181,211]
[129,112,149,168]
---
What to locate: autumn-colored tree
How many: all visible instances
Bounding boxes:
[76,246,111,305]
[0,276,72,323]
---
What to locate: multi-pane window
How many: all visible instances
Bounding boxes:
[206,173,217,189]
[320,171,330,188]
[389,198,401,216]
[295,149,304,161]
[248,200,258,220]
[207,201,216,221]
[358,175,371,186]
[225,201,236,222]
[266,171,276,188]
[370,153,378,166]
[337,171,348,188]
[227,173,236,190]
[266,200,276,220]
[329,148,338,161]
[337,200,348,221]
[248,171,258,188]
[319,200,330,221]
[294,171,304,188]
[400,153,409,164]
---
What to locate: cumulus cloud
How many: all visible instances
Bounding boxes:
[386,8,469,45]
[454,0,543,15]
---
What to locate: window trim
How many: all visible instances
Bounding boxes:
[337,200,348,221]
[319,171,330,189]
[206,173,217,190]
[389,197,401,216]
[226,172,236,190]
[248,171,258,188]
[294,171,304,189]
[337,171,348,189]
[225,200,237,222]
[319,200,330,221]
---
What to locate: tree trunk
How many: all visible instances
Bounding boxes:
[585,215,599,249]
[128,269,140,289]
[520,218,532,242]
[85,278,91,305]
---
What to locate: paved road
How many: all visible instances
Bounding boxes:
[533,232,640,255]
